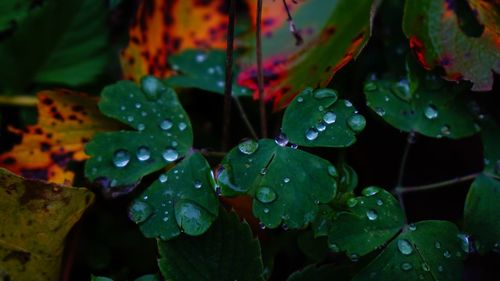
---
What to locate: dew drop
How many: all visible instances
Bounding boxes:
[323,112,337,124]
[443,250,451,258]
[347,114,366,132]
[263,208,270,214]
[113,149,130,168]
[364,82,377,92]
[366,209,378,220]
[347,198,358,208]
[255,186,277,203]
[457,233,471,253]
[397,239,413,255]
[297,96,304,103]
[421,263,430,272]
[129,201,152,223]
[316,122,327,132]
[344,100,353,107]
[376,199,384,206]
[160,119,173,130]
[174,201,214,235]
[440,125,451,136]
[392,79,411,101]
[327,165,338,177]
[424,104,438,120]
[127,116,134,122]
[238,139,259,155]
[141,76,165,99]
[195,53,206,63]
[329,243,340,252]
[375,107,386,116]
[401,262,413,271]
[349,254,359,262]
[361,186,380,197]
[435,241,441,249]
[408,224,417,231]
[305,128,319,141]
[178,122,187,131]
[136,146,151,161]
[437,265,444,272]
[275,132,289,147]
[313,88,338,100]
[137,123,145,131]
[159,174,168,183]
[162,148,179,162]
[194,180,202,189]
[283,177,290,183]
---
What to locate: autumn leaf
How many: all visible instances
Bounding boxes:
[0,90,120,184]
[403,0,500,91]
[0,168,94,281]
[120,0,229,81]
[238,0,379,109]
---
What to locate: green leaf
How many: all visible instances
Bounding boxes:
[128,152,219,240]
[165,50,251,97]
[85,76,193,195]
[480,119,500,176]
[402,0,500,91]
[297,230,329,261]
[464,173,500,254]
[239,0,378,109]
[353,221,466,281]
[322,187,405,257]
[364,70,477,139]
[91,276,113,281]
[281,88,366,147]
[135,274,160,281]
[288,263,362,281]
[158,209,264,281]
[0,0,43,32]
[218,139,337,229]
[0,0,109,90]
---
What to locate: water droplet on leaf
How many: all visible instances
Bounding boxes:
[129,201,152,223]
[305,128,319,141]
[313,89,338,101]
[113,149,130,168]
[401,262,413,271]
[275,132,289,147]
[323,112,337,124]
[361,186,380,197]
[397,239,413,255]
[347,114,366,132]
[256,186,277,203]
[136,146,151,161]
[160,119,173,130]
[162,148,179,162]
[175,201,214,235]
[366,209,378,220]
[238,139,259,155]
[424,104,438,120]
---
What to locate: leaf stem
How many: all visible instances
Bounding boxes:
[222,0,236,151]
[233,96,258,139]
[394,131,415,224]
[256,0,267,138]
[0,95,38,107]
[396,172,480,193]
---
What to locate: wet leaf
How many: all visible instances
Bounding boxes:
[158,209,264,281]
[0,90,119,184]
[319,187,405,257]
[121,0,229,81]
[0,0,44,32]
[464,173,500,254]
[0,0,109,90]
[403,0,500,91]
[238,0,378,109]
[364,65,477,139]
[165,49,251,97]
[297,230,329,261]
[218,139,337,229]
[85,76,193,196]
[353,221,465,281]
[0,168,94,281]
[129,152,219,240]
[282,88,365,147]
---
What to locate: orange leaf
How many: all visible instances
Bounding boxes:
[120,0,229,82]
[0,90,120,184]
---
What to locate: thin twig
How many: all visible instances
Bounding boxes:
[222,0,236,150]
[394,131,415,224]
[282,0,303,45]
[233,96,258,139]
[256,0,267,138]
[0,95,38,107]
[396,172,480,193]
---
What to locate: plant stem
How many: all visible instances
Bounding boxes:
[256,0,267,138]
[394,131,415,224]
[396,172,480,193]
[0,95,38,107]
[233,96,258,139]
[222,0,236,151]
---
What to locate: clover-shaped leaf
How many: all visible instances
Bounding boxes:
[353,221,466,281]
[320,187,405,257]
[158,209,264,281]
[85,76,193,195]
[364,71,477,139]
[282,88,366,147]
[464,173,500,254]
[165,50,251,97]
[218,139,337,229]
[128,152,219,240]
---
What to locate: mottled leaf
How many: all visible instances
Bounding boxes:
[464,173,500,254]
[239,0,378,109]
[0,168,94,281]
[158,209,264,281]
[353,221,465,281]
[0,90,119,184]
[403,0,500,91]
[282,88,366,147]
[129,153,219,240]
[85,77,193,196]
[121,0,228,81]
[218,139,337,229]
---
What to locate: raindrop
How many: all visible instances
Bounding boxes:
[375,107,386,116]
[401,262,413,271]
[255,186,277,203]
[263,208,270,214]
[376,199,384,206]
[443,250,451,258]
[316,122,327,132]
[392,79,411,101]
[421,263,430,272]
[297,97,304,103]
[141,76,165,99]
[160,119,173,130]
[136,146,151,161]
[366,209,378,220]
[408,224,417,231]
[327,165,338,177]
[397,239,414,255]
[217,81,225,88]
[195,53,206,63]
[318,105,324,112]
[135,103,142,109]
[290,143,298,149]
[159,174,168,183]
[137,123,145,131]
[424,104,438,120]
[259,222,266,230]
[113,149,130,168]
[162,148,179,162]
[238,139,259,155]
[347,198,358,208]
[178,122,187,131]
[437,265,444,272]
[323,112,337,124]
[127,116,134,122]
[329,243,340,252]
[435,241,441,249]
[194,180,202,189]
[283,177,290,183]
[349,254,359,262]
[344,100,353,107]
[440,125,451,136]
[174,201,214,235]
[305,128,319,141]
[129,201,152,223]
[364,82,377,92]
[347,114,366,132]
[361,186,380,197]
[457,233,471,253]
[275,132,289,147]
[313,88,338,100]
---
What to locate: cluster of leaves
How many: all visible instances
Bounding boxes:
[0,0,499,280]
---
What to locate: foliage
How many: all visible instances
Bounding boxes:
[0,0,499,280]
